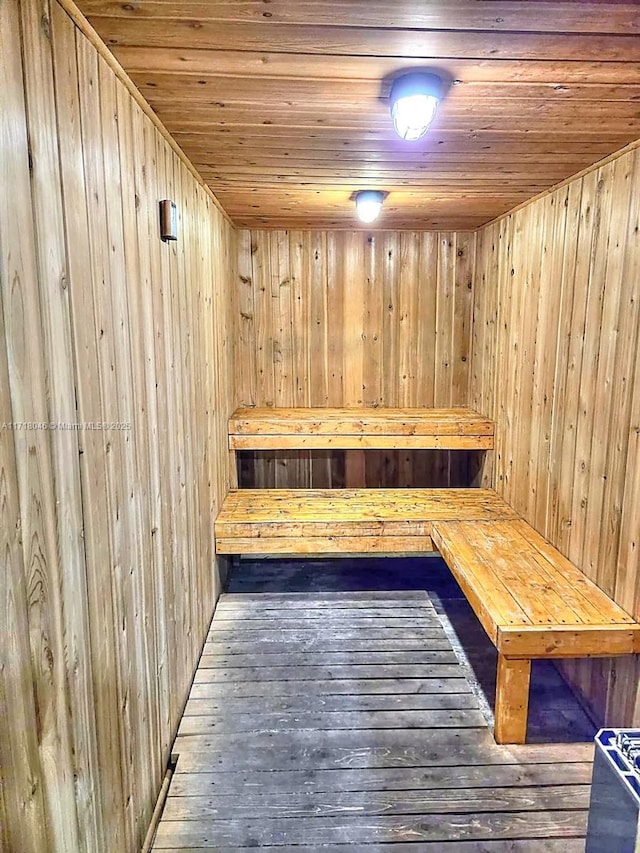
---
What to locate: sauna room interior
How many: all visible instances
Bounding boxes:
[2,1,640,851]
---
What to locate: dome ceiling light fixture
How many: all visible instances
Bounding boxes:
[389,72,443,141]
[355,190,385,224]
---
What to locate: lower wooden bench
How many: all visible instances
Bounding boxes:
[214,488,517,555]
[431,518,640,744]
[214,488,640,744]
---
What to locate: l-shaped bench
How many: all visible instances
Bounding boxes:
[216,407,640,744]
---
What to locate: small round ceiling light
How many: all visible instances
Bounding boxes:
[355,190,384,224]
[390,72,442,141]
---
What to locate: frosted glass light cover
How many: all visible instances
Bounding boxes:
[355,191,384,223]
[392,93,439,141]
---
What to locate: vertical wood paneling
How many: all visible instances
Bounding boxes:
[0,1,235,851]
[0,209,50,853]
[1,1,81,848]
[23,0,106,846]
[235,229,477,488]
[471,143,640,726]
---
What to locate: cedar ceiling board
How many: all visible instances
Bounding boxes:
[135,76,640,103]
[170,149,622,164]
[79,1,640,229]
[79,1,640,34]
[112,49,640,84]
[171,131,633,150]
[76,21,640,58]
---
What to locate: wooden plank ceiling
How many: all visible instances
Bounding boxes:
[77,0,640,230]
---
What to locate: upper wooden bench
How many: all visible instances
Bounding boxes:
[229,406,494,450]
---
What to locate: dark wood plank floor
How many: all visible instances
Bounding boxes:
[152,557,595,851]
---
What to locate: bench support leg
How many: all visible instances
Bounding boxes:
[494,655,531,744]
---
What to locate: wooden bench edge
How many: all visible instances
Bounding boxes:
[497,624,640,659]
[228,406,495,437]
[229,434,494,450]
[215,535,438,556]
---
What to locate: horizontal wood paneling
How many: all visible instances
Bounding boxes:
[471,141,640,726]
[234,229,477,488]
[112,49,640,85]
[81,19,640,61]
[0,1,234,851]
[75,1,640,34]
[75,0,640,229]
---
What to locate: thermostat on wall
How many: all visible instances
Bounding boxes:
[159,199,178,242]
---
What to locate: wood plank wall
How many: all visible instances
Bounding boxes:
[235,229,477,488]
[471,142,640,725]
[0,1,235,851]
